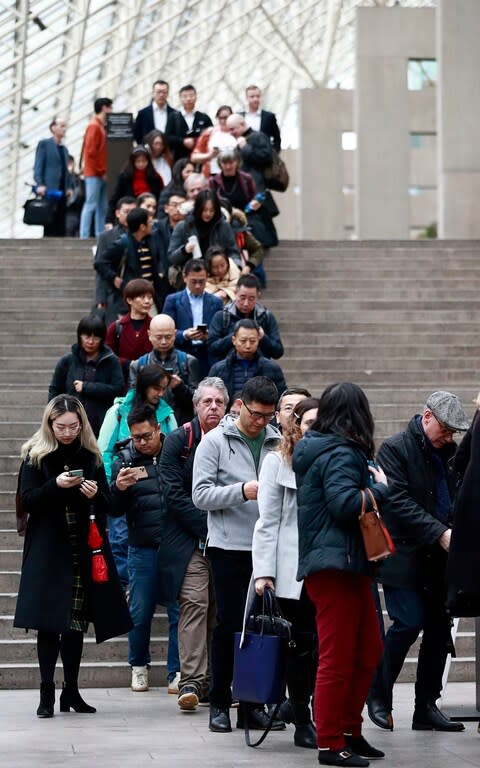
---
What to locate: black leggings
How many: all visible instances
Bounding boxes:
[37,630,84,685]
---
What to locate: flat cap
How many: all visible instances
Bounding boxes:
[426,391,470,431]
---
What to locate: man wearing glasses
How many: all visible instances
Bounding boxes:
[110,403,177,695]
[368,391,470,734]
[192,376,282,734]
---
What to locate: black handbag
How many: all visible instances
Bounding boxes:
[23,196,56,226]
[233,586,292,747]
[263,149,289,192]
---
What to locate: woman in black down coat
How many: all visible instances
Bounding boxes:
[293,382,390,767]
[14,395,132,718]
[48,314,124,436]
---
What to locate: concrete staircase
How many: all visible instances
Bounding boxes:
[0,239,172,689]
[0,237,479,688]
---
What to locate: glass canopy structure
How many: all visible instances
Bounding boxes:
[1,0,435,237]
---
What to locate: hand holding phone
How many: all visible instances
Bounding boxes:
[132,466,148,481]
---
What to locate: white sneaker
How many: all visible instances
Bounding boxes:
[131,666,149,692]
[167,671,181,694]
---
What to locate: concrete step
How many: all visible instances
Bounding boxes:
[0,635,168,663]
[0,550,22,569]
[0,660,168,688]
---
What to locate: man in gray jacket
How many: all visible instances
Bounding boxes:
[192,376,281,734]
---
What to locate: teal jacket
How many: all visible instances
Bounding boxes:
[98,388,177,481]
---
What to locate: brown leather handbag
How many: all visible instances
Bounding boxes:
[359,488,395,562]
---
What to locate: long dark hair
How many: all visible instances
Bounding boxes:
[134,365,170,406]
[311,382,375,458]
[193,189,222,227]
[171,157,194,187]
[123,147,162,190]
[143,129,174,168]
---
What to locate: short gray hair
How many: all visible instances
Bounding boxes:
[193,377,229,406]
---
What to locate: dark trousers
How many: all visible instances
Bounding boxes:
[208,547,252,709]
[306,570,383,751]
[370,585,452,709]
[278,588,317,725]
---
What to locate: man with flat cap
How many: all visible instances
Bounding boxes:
[367,391,470,734]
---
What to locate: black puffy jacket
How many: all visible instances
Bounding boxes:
[110,439,167,547]
[293,431,389,581]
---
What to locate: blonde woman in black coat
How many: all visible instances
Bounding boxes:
[14,395,132,718]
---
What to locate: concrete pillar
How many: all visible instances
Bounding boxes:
[437,0,480,238]
[355,7,434,239]
[299,88,352,239]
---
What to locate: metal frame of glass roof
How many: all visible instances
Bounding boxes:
[0,0,435,237]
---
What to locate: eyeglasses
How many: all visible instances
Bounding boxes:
[432,414,458,435]
[52,422,81,435]
[242,401,275,423]
[131,430,157,443]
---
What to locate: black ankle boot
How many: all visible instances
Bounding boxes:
[59,683,96,713]
[37,682,55,718]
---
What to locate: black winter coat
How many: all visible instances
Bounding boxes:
[376,416,454,590]
[208,349,287,402]
[110,439,167,548]
[95,231,171,314]
[157,418,206,604]
[14,442,132,643]
[48,343,124,436]
[447,411,480,616]
[208,301,284,361]
[293,432,389,580]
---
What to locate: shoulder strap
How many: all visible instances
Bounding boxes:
[115,320,123,342]
[136,352,151,370]
[180,422,194,458]
[222,306,230,332]
[176,349,187,379]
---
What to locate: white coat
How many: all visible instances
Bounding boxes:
[252,450,303,600]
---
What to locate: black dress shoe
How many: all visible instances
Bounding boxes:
[367,697,393,731]
[209,706,232,733]
[277,698,295,724]
[345,734,385,759]
[318,749,369,767]
[236,705,286,731]
[412,703,465,732]
[294,721,317,748]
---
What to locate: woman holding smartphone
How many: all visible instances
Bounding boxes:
[14,395,132,718]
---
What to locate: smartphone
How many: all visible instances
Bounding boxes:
[196,324,207,332]
[68,469,84,478]
[132,466,148,481]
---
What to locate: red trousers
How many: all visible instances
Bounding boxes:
[305,569,383,750]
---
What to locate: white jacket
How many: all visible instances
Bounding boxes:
[252,451,303,599]
[192,417,280,551]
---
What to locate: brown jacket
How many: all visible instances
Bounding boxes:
[82,115,107,177]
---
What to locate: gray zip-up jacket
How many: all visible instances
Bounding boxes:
[192,416,280,551]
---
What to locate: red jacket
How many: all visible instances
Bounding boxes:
[105,314,152,389]
[82,115,107,177]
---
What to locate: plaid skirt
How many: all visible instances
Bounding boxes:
[66,508,89,632]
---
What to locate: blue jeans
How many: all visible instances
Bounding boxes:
[127,546,180,675]
[80,176,107,238]
[108,515,129,589]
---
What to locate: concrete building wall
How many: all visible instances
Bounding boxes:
[355,7,435,239]
[299,88,353,239]
[437,0,480,238]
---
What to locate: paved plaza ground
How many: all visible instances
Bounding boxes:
[1,683,479,768]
